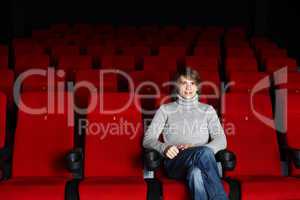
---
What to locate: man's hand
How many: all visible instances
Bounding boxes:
[164,145,179,159]
[176,144,194,151]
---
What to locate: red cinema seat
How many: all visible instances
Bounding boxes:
[151,96,232,200]
[57,55,93,81]
[194,46,220,58]
[13,39,45,56]
[0,92,75,199]
[227,71,270,93]
[185,56,219,71]
[21,69,65,92]
[74,70,118,108]
[273,72,300,93]
[122,46,151,57]
[143,56,178,73]
[101,55,136,71]
[226,47,255,58]
[51,45,81,57]
[194,69,221,111]
[0,69,14,109]
[265,57,298,72]
[225,57,258,71]
[86,45,116,56]
[196,69,220,95]
[159,176,230,200]
[285,94,300,176]
[122,46,151,68]
[0,92,6,180]
[128,70,172,95]
[222,93,300,200]
[259,48,288,60]
[15,54,50,73]
[78,93,148,200]
[159,46,187,58]
[0,55,8,69]
[0,45,8,55]
[0,92,7,149]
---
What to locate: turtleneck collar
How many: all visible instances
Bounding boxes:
[176,94,199,108]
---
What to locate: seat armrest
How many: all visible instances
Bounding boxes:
[290,148,300,168]
[66,148,83,179]
[144,149,162,171]
[215,149,236,171]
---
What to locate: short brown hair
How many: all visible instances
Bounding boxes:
[172,67,201,95]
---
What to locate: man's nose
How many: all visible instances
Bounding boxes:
[186,83,192,90]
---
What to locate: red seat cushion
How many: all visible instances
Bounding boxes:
[0,177,68,200]
[161,177,230,200]
[79,177,147,200]
[238,176,300,200]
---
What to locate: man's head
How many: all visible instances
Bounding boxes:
[174,67,201,99]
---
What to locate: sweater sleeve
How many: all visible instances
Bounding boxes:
[142,105,169,156]
[203,106,227,154]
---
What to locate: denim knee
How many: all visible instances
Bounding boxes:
[186,167,205,187]
[193,146,216,169]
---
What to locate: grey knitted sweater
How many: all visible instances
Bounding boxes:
[142,94,227,156]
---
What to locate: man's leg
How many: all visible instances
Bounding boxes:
[192,146,228,200]
[164,148,208,200]
[186,166,208,200]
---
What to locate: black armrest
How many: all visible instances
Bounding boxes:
[144,149,162,171]
[66,148,83,179]
[215,149,236,171]
[0,148,11,180]
[290,148,300,168]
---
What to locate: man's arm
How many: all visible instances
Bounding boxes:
[204,106,227,154]
[143,105,169,156]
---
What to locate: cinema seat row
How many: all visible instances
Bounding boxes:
[0,91,235,199]
[0,87,300,199]
[0,25,300,199]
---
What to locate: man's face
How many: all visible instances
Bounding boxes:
[177,76,198,99]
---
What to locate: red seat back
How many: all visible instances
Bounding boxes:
[12,92,74,178]
[222,93,281,177]
[101,56,136,71]
[84,93,143,177]
[74,70,118,108]
[0,92,7,149]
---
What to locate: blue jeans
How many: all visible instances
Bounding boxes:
[163,146,228,200]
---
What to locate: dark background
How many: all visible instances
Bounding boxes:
[0,0,299,58]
